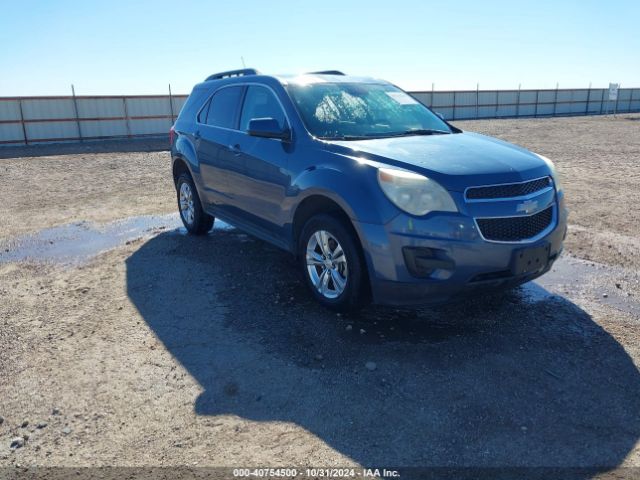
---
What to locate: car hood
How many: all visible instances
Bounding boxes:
[330,131,551,191]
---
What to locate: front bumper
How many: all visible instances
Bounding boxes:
[354,194,568,306]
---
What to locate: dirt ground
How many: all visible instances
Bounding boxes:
[1,115,639,478]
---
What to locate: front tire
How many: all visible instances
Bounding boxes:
[299,214,369,311]
[176,173,214,235]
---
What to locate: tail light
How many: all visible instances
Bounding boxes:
[169,126,175,146]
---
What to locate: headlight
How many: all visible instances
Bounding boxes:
[377,167,457,216]
[535,153,562,192]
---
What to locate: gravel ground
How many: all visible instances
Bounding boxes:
[0,115,639,478]
[0,139,173,239]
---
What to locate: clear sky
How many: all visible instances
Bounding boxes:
[1,0,638,96]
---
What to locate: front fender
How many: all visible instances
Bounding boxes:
[287,164,399,226]
[285,165,398,288]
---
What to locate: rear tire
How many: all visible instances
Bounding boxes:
[176,173,214,235]
[299,214,369,312]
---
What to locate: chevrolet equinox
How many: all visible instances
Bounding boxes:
[170,69,567,311]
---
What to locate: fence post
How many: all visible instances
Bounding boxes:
[600,89,605,115]
[475,83,479,119]
[71,84,83,142]
[585,82,591,115]
[17,98,28,145]
[614,83,621,115]
[452,90,456,120]
[552,83,559,116]
[431,82,434,108]
[168,83,175,123]
[516,83,521,117]
[122,97,132,138]
[534,90,539,117]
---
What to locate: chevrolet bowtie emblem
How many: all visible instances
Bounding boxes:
[517,199,538,214]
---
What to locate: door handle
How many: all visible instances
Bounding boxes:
[193,131,201,140]
[228,144,241,155]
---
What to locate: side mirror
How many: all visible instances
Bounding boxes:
[247,118,290,140]
[435,112,445,120]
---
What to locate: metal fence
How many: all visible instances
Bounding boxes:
[0,94,188,146]
[1,87,638,146]
[412,87,640,120]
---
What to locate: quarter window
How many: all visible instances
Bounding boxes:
[206,86,243,129]
[197,98,211,123]
[240,86,287,131]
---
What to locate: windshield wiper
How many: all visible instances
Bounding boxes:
[322,134,385,141]
[321,129,450,141]
[397,128,451,136]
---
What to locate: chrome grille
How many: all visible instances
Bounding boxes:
[466,177,552,200]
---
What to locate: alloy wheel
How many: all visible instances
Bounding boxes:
[179,182,195,225]
[306,230,348,299]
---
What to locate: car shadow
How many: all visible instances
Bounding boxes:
[126,226,640,477]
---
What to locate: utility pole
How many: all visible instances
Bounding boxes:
[168,83,175,123]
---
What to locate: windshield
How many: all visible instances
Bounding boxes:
[286,82,452,140]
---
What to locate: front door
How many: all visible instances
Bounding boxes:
[231,85,292,237]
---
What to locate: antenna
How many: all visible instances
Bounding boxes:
[241,56,246,68]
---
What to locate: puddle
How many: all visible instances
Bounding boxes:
[527,256,640,316]
[1,214,638,317]
[0,214,234,265]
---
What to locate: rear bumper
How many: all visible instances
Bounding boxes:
[353,197,568,306]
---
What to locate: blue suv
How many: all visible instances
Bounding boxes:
[170,69,567,311]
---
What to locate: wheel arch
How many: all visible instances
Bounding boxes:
[291,193,374,299]
[171,132,202,185]
[292,194,355,253]
[172,157,192,185]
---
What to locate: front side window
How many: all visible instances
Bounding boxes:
[240,86,287,131]
[286,82,452,140]
[205,86,243,129]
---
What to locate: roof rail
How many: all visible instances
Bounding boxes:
[205,68,259,81]
[308,70,346,76]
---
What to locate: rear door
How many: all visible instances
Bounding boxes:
[196,85,245,211]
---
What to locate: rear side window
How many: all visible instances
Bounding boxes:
[205,86,243,128]
[239,86,287,131]
[197,99,210,123]
[178,86,209,120]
